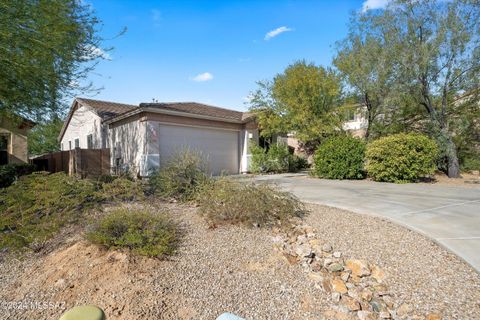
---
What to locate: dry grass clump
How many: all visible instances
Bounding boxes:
[197,178,305,228]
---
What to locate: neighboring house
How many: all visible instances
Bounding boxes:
[342,106,368,138]
[0,113,35,165]
[59,98,258,176]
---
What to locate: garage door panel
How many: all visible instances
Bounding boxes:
[158,124,239,175]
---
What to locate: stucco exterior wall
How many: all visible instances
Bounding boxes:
[0,120,29,163]
[108,115,146,175]
[60,105,106,150]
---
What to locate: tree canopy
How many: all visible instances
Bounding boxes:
[335,0,480,177]
[0,0,112,121]
[249,61,343,152]
[28,117,63,155]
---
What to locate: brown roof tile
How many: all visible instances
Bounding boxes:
[77,97,137,119]
[140,102,246,122]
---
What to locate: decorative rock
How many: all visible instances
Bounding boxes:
[396,303,413,317]
[361,289,373,302]
[322,278,333,293]
[333,251,342,258]
[345,259,371,277]
[370,298,387,313]
[340,272,350,282]
[308,272,323,283]
[328,263,344,272]
[322,243,333,253]
[357,310,377,320]
[379,311,391,319]
[331,278,348,294]
[382,296,395,308]
[371,265,386,283]
[341,295,360,311]
[426,313,442,320]
[295,245,312,258]
[324,258,334,266]
[346,282,355,289]
[331,292,341,303]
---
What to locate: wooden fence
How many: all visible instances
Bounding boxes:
[31,148,110,178]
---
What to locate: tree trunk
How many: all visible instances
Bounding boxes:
[446,137,460,178]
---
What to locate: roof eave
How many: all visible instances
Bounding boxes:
[105,107,251,125]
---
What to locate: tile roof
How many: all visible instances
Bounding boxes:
[76,97,137,119]
[140,102,247,122]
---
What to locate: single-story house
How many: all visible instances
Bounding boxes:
[58,97,258,176]
[0,113,36,165]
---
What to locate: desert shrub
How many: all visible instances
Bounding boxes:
[461,155,480,172]
[100,177,144,202]
[86,208,178,257]
[0,172,100,251]
[313,135,366,179]
[250,143,308,174]
[197,178,305,228]
[366,133,438,183]
[148,149,210,201]
[0,163,35,188]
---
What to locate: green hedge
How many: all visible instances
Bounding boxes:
[0,163,35,188]
[313,135,366,179]
[249,143,308,174]
[366,133,438,183]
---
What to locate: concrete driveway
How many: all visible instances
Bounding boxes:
[249,174,480,272]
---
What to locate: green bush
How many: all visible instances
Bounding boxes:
[86,208,178,257]
[197,178,305,228]
[0,172,100,251]
[313,135,366,179]
[100,177,144,202]
[0,163,35,188]
[366,133,438,183]
[250,143,308,174]
[148,149,210,201]
[461,156,480,172]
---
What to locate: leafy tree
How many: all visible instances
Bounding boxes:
[249,61,343,153]
[336,0,480,178]
[28,117,63,155]
[0,0,117,121]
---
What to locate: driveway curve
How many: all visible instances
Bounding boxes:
[249,174,480,272]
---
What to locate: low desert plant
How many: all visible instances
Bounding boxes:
[197,178,305,228]
[0,163,36,188]
[86,208,178,257]
[0,172,100,251]
[313,135,366,179]
[366,133,438,183]
[100,177,144,202]
[250,143,308,174]
[148,149,210,201]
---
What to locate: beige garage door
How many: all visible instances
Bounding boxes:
[158,124,239,175]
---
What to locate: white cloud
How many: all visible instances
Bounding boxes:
[361,0,389,12]
[191,72,214,82]
[83,45,111,60]
[264,26,293,40]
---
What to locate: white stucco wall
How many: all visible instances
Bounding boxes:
[240,128,259,173]
[60,105,106,150]
[109,118,146,176]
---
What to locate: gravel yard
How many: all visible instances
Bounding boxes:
[0,202,479,319]
[304,204,480,319]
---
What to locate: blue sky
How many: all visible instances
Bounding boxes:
[86,0,387,111]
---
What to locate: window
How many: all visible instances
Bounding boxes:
[0,134,8,165]
[74,139,79,148]
[69,141,72,150]
[87,134,93,149]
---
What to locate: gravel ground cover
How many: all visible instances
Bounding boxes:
[0,202,478,319]
[304,204,480,319]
